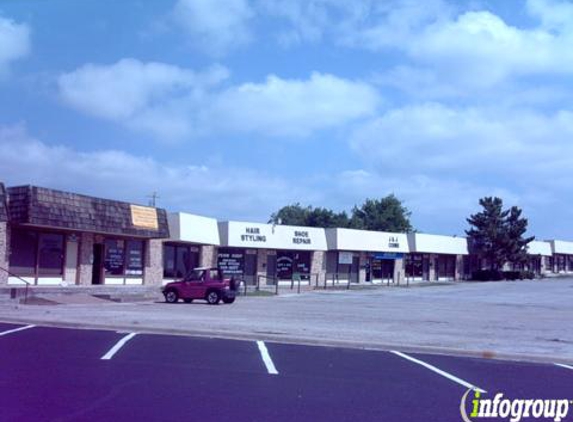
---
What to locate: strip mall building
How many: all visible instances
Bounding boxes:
[0,184,571,287]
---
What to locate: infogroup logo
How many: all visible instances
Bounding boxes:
[460,389,572,422]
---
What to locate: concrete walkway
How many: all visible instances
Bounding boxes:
[1,278,572,364]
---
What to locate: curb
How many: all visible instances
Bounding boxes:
[1,316,571,367]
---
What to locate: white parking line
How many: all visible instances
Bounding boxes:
[101,333,137,360]
[391,351,486,393]
[0,324,35,337]
[555,363,573,371]
[257,341,279,375]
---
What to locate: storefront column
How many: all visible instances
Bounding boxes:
[429,254,437,281]
[394,258,405,285]
[358,252,368,283]
[200,245,217,267]
[256,249,269,283]
[455,255,464,281]
[77,233,94,286]
[64,236,79,285]
[311,251,326,287]
[143,239,163,286]
[0,222,8,285]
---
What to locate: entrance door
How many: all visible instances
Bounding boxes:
[266,254,277,285]
[92,244,104,285]
[350,256,359,283]
[244,253,257,285]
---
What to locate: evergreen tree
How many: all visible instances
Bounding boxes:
[466,197,534,272]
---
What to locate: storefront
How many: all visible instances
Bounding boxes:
[163,212,220,284]
[525,240,552,276]
[1,185,169,286]
[407,233,468,281]
[325,228,410,284]
[217,221,327,285]
[549,240,573,274]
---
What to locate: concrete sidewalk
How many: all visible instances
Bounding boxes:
[1,279,572,364]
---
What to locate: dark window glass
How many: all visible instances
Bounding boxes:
[175,246,190,278]
[104,239,125,276]
[9,229,37,276]
[38,233,64,276]
[126,240,144,276]
[163,245,175,278]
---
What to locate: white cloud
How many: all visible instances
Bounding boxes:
[58,59,230,140]
[172,0,254,56]
[58,59,380,140]
[0,16,30,77]
[0,124,318,221]
[206,72,380,137]
[351,103,573,179]
[262,0,573,90]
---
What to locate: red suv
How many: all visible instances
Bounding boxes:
[162,267,237,305]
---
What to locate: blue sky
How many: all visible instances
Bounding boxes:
[1,0,573,239]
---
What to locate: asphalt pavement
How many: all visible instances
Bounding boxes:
[1,322,572,422]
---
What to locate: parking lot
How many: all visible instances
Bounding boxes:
[1,278,573,363]
[1,322,572,422]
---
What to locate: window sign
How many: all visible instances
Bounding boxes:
[104,239,125,276]
[217,249,244,276]
[276,255,293,279]
[338,252,353,265]
[126,240,144,276]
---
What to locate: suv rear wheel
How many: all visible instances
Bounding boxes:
[206,290,220,305]
[165,289,179,304]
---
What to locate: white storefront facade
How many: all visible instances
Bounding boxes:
[217,221,328,286]
[325,228,410,284]
[407,234,468,281]
[162,212,221,285]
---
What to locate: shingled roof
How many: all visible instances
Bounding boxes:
[8,185,169,238]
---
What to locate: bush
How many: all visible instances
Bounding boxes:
[471,270,504,281]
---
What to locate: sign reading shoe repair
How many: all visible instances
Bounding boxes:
[220,221,327,251]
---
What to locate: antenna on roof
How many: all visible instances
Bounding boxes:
[147,191,160,207]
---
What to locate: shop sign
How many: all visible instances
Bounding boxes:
[130,205,158,230]
[338,252,354,265]
[241,227,267,243]
[388,236,400,249]
[371,252,404,260]
[293,230,311,245]
[217,252,244,276]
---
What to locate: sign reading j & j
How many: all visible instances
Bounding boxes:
[130,205,158,230]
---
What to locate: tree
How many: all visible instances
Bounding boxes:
[268,203,311,226]
[466,197,534,272]
[350,195,413,232]
[504,206,535,268]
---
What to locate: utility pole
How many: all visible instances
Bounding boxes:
[147,191,159,207]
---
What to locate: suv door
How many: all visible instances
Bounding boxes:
[182,270,206,298]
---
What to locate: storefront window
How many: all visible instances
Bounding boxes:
[10,229,65,278]
[9,229,37,276]
[276,251,311,280]
[104,239,125,276]
[38,233,64,276]
[105,239,145,277]
[126,240,144,276]
[163,243,199,278]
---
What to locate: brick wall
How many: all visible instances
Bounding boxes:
[77,233,94,286]
[144,239,163,285]
[311,251,326,286]
[200,245,218,267]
